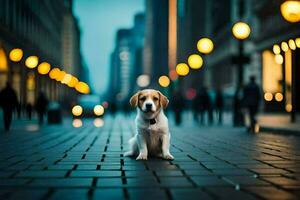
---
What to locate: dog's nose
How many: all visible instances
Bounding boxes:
[145,103,152,110]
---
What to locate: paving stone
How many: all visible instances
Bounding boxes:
[92,189,124,199]
[244,186,298,199]
[29,178,93,187]
[8,189,48,200]
[205,187,257,200]
[16,170,67,178]
[170,188,213,200]
[191,176,232,187]
[128,188,167,200]
[96,178,123,187]
[49,189,89,200]
[71,170,122,177]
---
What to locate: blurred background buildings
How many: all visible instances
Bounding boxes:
[0,0,299,121]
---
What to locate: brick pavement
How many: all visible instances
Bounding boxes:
[0,115,300,199]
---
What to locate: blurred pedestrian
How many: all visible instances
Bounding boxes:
[194,87,212,125]
[215,88,224,125]
[0,82,18,132]
[35,92,49,125]
[242,76,261,132]
[26,103,33,120]
[171,90,184,126]
[109,101,117,116]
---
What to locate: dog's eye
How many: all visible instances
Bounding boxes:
[153,97,159,101]
[139,97,146,101]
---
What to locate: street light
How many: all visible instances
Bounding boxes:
[176,63,189,76]
[37,62,51,75]
[67,76,79,88]
[197,38,214,54]
[158,75,170,87]
[49,68,61,79]
[188,54,203,69]
[232,22,251,40]
[232,21,251,126]
[75,81,90,94]
[136,74,150,88]
[94,105,104,116]
[9,48,23,62]
[72,105,83,117]
[280,0,300,23]
[272,44,281,55]
[25,56,39,69]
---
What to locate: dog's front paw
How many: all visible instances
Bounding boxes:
[163,153,174,160]
[136,153,148,160]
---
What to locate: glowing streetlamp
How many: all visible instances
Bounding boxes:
[197,38,214,54]
[272,44,281,55]
[37,62,51,75]
[232,21,251,126]
[94,105,104,116]
[188,54,203,69]
[55,70,66,82]
[176,63,189,76]
[67,76,79,88]
[158,75,170,87]
[49,68,61,79]
[75,82,90,94]
[9,48,23,62]
[232,22,251,40]
[72,105,83,117]
[61,73,72,84]
[25,56,39,69]
[280,0,300,23]
[136,74,150,88]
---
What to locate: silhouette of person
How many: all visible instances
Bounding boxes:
[0,82,18,131]
[35,92,49,125]
[242,76,261,132]
[171,90,184,126]
[215,88,224,125]
[109,101,117,116]
[26,103,33,120]
[194,87,212,125]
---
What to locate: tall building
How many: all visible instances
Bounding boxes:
[0,0,83,109]
[143,0,169,88]
[108,13,145,105]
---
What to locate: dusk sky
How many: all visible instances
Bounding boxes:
[73,0,144,95]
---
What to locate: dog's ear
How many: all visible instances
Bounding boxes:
[130,91,140,107]
[158,91,169,109]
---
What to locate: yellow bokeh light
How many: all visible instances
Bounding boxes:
[296,38,300,48]
[275,93,283,102]
[55,70,66,82]
[188,54,203,69]
[37,62,51,75]
[232,22,251,40]
[75,82,90,94]
[264,93,273,101]
[158,75,170,87]
[281,42,289,52]
[94,105,105,116]
[288,39,296,50]
[275,54,283,64]
[67,76,79,88]
[272,45,281,55]
[25,56,39,69]
[61,74,72,84]
[49,68,61,79]
[197,38,214,54]
[280,0,300,23]
[9,48,23,62]
[286,104,292,112]
[72,105,83,117]
[176,63,189,76]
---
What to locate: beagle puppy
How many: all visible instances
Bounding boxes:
[125,89,174,160]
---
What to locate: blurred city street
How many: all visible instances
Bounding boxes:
[0,0,300,199]
[1,114,300,200]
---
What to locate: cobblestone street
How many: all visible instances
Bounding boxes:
[1,115,300,199]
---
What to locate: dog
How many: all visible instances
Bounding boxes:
[124,89,174,160]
